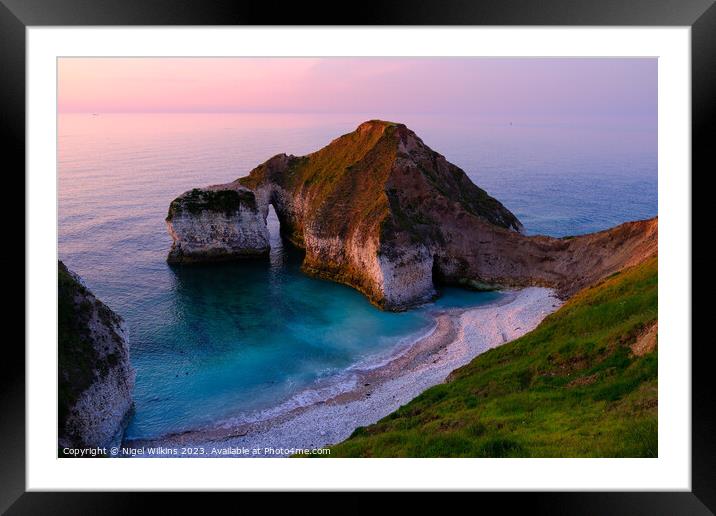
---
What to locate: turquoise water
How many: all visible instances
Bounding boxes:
[58,113,656,440]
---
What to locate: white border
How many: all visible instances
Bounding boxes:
[27,27,691,491]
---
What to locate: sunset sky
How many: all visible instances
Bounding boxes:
[58,57,657,120]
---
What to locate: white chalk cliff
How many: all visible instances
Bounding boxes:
[58,261,135,450]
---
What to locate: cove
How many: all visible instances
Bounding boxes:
[124,208,503,440]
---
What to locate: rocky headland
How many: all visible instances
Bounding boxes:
[166,120,658,309]
[166,187,269,263]
[58,261,135,452]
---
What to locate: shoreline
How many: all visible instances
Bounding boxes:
[122,287,561,457]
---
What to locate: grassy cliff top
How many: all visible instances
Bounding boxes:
[166,188,257,221]
[326,256,658,457]
[238,120,521,240]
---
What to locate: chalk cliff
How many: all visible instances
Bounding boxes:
[58,261,135,451]
[166,187,269,263]
[167,120,657,309]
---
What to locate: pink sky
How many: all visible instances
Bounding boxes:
[58,57,656,120]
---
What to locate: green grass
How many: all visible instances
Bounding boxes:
[166,188,256,221]
[242,120,397,239]
[238,120,519,243]
[325,257,658,457]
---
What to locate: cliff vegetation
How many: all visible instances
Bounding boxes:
[238,120,521,241]
[327,256,658,457]
[166,188,257,221]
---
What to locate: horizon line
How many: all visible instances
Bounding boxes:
[58,110,658,119]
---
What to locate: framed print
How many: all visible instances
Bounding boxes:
[3,0,713,511]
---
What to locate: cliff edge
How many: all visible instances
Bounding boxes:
[58,261,135,452]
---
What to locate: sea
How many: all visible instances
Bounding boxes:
[58,112,657,440]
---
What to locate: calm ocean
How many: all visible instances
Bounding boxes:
[58,112,657,440]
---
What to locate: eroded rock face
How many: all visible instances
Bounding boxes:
[168,120,658,309]
[58,261,135,450]
[234,121,525,309]
[166,187,269,263]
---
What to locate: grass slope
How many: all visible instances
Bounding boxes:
[166,188,256,221]
[239,120,520,241]
[327,256,658,457]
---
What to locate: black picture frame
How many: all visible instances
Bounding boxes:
[2,0,711,512]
